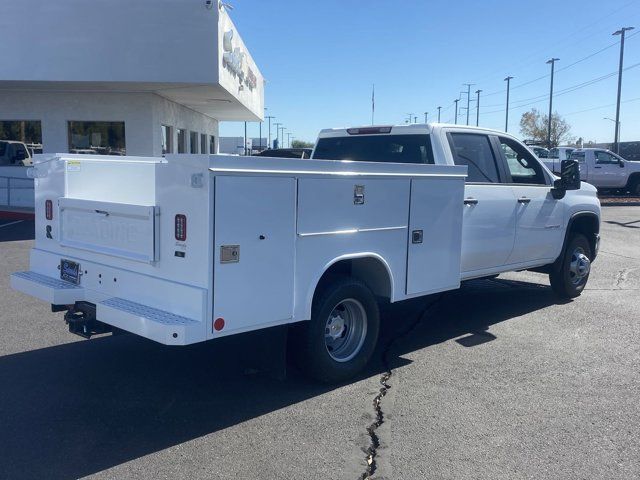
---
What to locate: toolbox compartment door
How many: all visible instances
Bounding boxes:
[213,176,296,336]
[59,198,159,263]
[406,177,464,295]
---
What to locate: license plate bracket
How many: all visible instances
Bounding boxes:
[60,259,81,285]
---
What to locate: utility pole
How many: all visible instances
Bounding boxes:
[437,106,442,122]
[286,132,292,147]
[413,116,418,124]
[613,27,634,154]
[273,122,282,148]
[475,89,482,127]
[265,115,275,149]
[280,127,286,148]
[546,58,559,148]
[424,112,428,123]
[244,121,248,155]
[463,83,474,125]
[454,99,459,125]
[406,113,414,124]
[504,76,513,132]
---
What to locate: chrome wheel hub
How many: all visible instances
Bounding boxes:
[569,247,591,285]
[324,298,368,363]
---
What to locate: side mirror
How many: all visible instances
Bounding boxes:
[619,159,625,168]
[551,159,580,199]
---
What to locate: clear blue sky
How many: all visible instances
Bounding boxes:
[219,0,640,145]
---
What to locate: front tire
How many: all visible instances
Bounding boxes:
[549,233,592,299]
[292,277,380,383]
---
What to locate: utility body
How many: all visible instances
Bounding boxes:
[12,124,601,382]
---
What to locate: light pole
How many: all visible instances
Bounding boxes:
[413,116,418,124]
[454,99,459,125]
[604,117,621,144]
[546,58,559,148]
[244,121,248,155]
[463,83,474,125]
[475,89,482,127]
[265,115,275,149]
[406,113,414,124]
[437,106,442,122]
[424,112,428,123]
[613,27,634,154]
[504,76,513,132]
[273,122,282,148]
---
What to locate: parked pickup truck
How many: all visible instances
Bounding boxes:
[0,140,33,166]
[12,124,600,383]
[544,148,640,194]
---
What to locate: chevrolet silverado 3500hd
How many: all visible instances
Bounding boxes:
[11,123,600,382]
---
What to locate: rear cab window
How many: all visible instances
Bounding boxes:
[313,134,434,164]
[570,151,586,162]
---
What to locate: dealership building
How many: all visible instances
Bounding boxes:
[0,0,264,158]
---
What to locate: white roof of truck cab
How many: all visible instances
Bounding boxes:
[316,123,514,139]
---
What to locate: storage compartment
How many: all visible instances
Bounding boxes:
[59,198,159,263]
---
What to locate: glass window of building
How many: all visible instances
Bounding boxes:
[177,129,186,153]
[161,125,172,155]
[0,120,43,155]
[68,121,125,155]
[209,135,216,154]
[200,133,207,154]
[190,131,198,154]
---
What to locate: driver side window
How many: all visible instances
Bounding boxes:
[595,151,618,164]
[499,137,548,185]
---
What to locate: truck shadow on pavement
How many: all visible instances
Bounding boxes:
[0,277,560,479]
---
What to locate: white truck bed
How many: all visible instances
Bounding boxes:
[12,153,467,345]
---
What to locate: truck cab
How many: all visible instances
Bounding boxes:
[569,148,640,194]
[0,140,33,166]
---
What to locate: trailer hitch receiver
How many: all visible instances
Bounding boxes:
[64,301,111,339]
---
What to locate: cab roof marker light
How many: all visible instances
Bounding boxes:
[347,126,392,135]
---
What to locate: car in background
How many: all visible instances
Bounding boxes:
[530,146,550,158]
[543,147,575,173]
[0,140,33,166]
[254,148,312,159]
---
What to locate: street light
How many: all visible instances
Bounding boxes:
[273,122,282,148]
[265,115,275,149]
[504,76,513,132]
[454,99,459,125]
[437,106,442,122]
[546,58,560,148]
[475,89,482,127]
[613,26,634,154]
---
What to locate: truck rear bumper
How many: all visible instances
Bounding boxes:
[11,271,204,345]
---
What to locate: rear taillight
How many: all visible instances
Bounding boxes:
[45,199,53,220]
[346,126,392,135]
[175,214,187,241]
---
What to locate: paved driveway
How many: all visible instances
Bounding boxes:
[0,208,638,479]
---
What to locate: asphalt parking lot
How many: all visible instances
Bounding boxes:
[1,207,639,480]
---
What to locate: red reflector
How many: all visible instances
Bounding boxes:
[347,126,392,135]
[175,214,187,241]
[45,199,53,220]
[213,317,225,331]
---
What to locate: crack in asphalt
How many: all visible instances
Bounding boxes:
[358,296,443,480]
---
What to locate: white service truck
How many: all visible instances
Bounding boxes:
[11,124,600,382]
[564,148,640,195]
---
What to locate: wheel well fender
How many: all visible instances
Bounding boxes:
[303,254,394,320]
[557,212,600,263]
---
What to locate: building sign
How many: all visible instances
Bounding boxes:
[222,29,256,92]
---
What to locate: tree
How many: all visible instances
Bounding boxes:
[291,140,314,148]
[519,108,572,147]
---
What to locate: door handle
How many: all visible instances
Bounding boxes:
[517,197,531,204]
[464,198,478,206]
[594,166,602,169]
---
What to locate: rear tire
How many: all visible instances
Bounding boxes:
[549,233,592,299]
[629,178,640,196]
[292,276,380,383]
